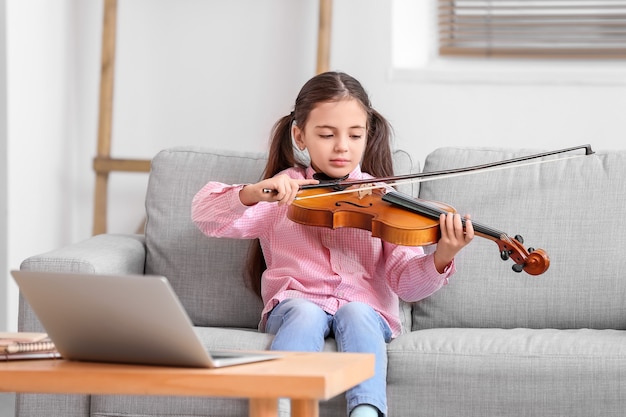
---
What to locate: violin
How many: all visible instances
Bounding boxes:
[283,145,594,276]
[287,187,550,276]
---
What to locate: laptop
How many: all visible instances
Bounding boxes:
[11,270,281,368]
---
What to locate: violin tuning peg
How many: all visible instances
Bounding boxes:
[512,264,524,273]
[514,235,524,244]
[528,247,535,253]
[500,250,510,261]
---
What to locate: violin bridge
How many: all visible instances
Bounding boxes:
[357,184,374,199]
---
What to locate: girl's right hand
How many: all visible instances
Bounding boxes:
[239,175,319,206]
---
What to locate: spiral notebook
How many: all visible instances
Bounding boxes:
[0,332,61,361]
[11,270,280,368]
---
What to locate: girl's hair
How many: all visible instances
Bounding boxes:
[246,71,394,296]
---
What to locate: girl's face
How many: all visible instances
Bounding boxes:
[292,98,368,179]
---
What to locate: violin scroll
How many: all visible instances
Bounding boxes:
[496,234,550,275]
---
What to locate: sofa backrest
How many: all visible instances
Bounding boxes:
[413,146,626,331]
[145,147,267,328]
[144,147,418,330]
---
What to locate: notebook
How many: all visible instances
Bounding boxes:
[11,270,281,368]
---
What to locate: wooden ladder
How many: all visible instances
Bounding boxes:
[92,0,333,235]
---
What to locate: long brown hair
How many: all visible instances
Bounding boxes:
[246,71,395,296]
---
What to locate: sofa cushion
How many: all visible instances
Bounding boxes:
[387,327,626,417]
[414,146,626,330]
[145,147,418,330]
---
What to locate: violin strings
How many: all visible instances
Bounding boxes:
[294,153,587,201]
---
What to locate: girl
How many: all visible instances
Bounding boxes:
[192,71,474,417]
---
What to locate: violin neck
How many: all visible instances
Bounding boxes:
[382,191,503,241]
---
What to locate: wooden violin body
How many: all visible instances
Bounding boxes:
[287,187,550,276]
[287,187,447,247]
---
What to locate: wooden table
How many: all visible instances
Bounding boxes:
[0,352,374,417]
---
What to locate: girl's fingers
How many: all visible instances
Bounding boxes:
[440,212,473,243]
[463,215,474,242]
[267,178,319,205]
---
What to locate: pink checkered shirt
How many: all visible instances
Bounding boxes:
[191,165,454,337]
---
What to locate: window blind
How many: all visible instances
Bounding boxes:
[439,0,626,58]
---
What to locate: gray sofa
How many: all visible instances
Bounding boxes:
[17,146,626,417]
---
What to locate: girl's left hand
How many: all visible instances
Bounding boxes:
[433,213,474,273]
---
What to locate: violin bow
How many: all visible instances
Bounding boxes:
[295,144,594,200]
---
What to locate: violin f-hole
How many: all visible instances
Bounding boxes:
[336,201,373,209]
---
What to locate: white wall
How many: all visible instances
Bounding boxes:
[2,0,626,331]
[0,0,7,331]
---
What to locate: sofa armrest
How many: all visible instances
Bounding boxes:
[18,233,146,332]
[19,233,146,274]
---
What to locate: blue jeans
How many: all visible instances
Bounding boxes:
[265,298,392,417]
